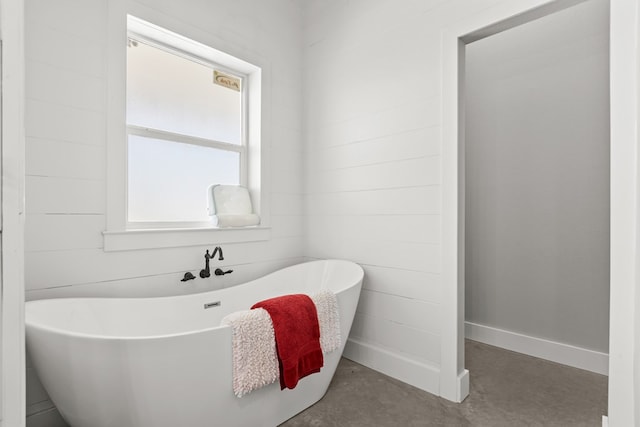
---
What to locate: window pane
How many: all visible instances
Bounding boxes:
[128,134,240,223]
[127,41,242,144]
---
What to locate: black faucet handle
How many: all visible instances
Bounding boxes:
[181,272,196,282]
[214,268,233,276]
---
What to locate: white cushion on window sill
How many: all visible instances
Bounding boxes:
[214,213,261,228]
[209,184,254,215]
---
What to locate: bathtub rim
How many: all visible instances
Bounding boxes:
[25,259,364,341]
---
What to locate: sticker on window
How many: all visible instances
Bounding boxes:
[213,70,241,92]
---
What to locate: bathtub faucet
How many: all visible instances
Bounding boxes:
[199,247,224,278]
[210,246,224,261]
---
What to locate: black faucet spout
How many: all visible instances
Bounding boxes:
[211,246,224,261]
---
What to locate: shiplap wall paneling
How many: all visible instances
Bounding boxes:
[24,0,305,424]
[302,0,505,396]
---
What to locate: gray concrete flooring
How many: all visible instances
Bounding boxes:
[281,340,608,426]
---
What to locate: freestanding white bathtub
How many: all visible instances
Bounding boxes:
[26,259,363,427]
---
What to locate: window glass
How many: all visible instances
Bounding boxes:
[127,40,242,145]
[127,134,240,223]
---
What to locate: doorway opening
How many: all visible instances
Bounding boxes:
[464,0,610,373]
[463,0,609,422]
[440,0,621,424]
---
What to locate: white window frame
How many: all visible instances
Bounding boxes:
[104,12,270,251]
[126,33,249,229]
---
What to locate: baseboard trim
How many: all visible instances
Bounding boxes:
[465,322,609,376]
[26,407,68,427]
[457,369,470,402]
[343,337,440,395]
[602,415,608,426]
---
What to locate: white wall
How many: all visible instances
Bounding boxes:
[464,0,610,354]
[24,0,303,424]
[302,0,511,394]
[1,0,26,425]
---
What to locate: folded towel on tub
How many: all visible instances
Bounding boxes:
[220,308,278,397]
[312,289,341,354]
[252,294,324,390]
[222,290,341,397]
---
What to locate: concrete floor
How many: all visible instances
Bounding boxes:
[281,340,608,426]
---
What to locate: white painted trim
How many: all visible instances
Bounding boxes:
[444,1,640,423]
[103,226,271,251]
[0,0,26,425]
[126,125,245,155]
[602,415,608,427]
[127,14,259,76]
[343,338,440,395]
[440,0,592,405]
[105,1,271,249]
[457,369,469,402]
[441,24,465,403]
[608,1,639,425]
[465,322,609,376]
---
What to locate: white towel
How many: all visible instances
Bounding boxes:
[311,290,341,354]
[222,289,341,398]
[221,308,278,397]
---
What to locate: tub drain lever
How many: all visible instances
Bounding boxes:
[214,268,233,276]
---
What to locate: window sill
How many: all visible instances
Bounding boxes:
[103,226,271,251]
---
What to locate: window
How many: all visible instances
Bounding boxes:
[104,14,269,251]
[127,29,246,226]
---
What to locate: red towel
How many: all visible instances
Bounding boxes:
[251,294,324,390]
